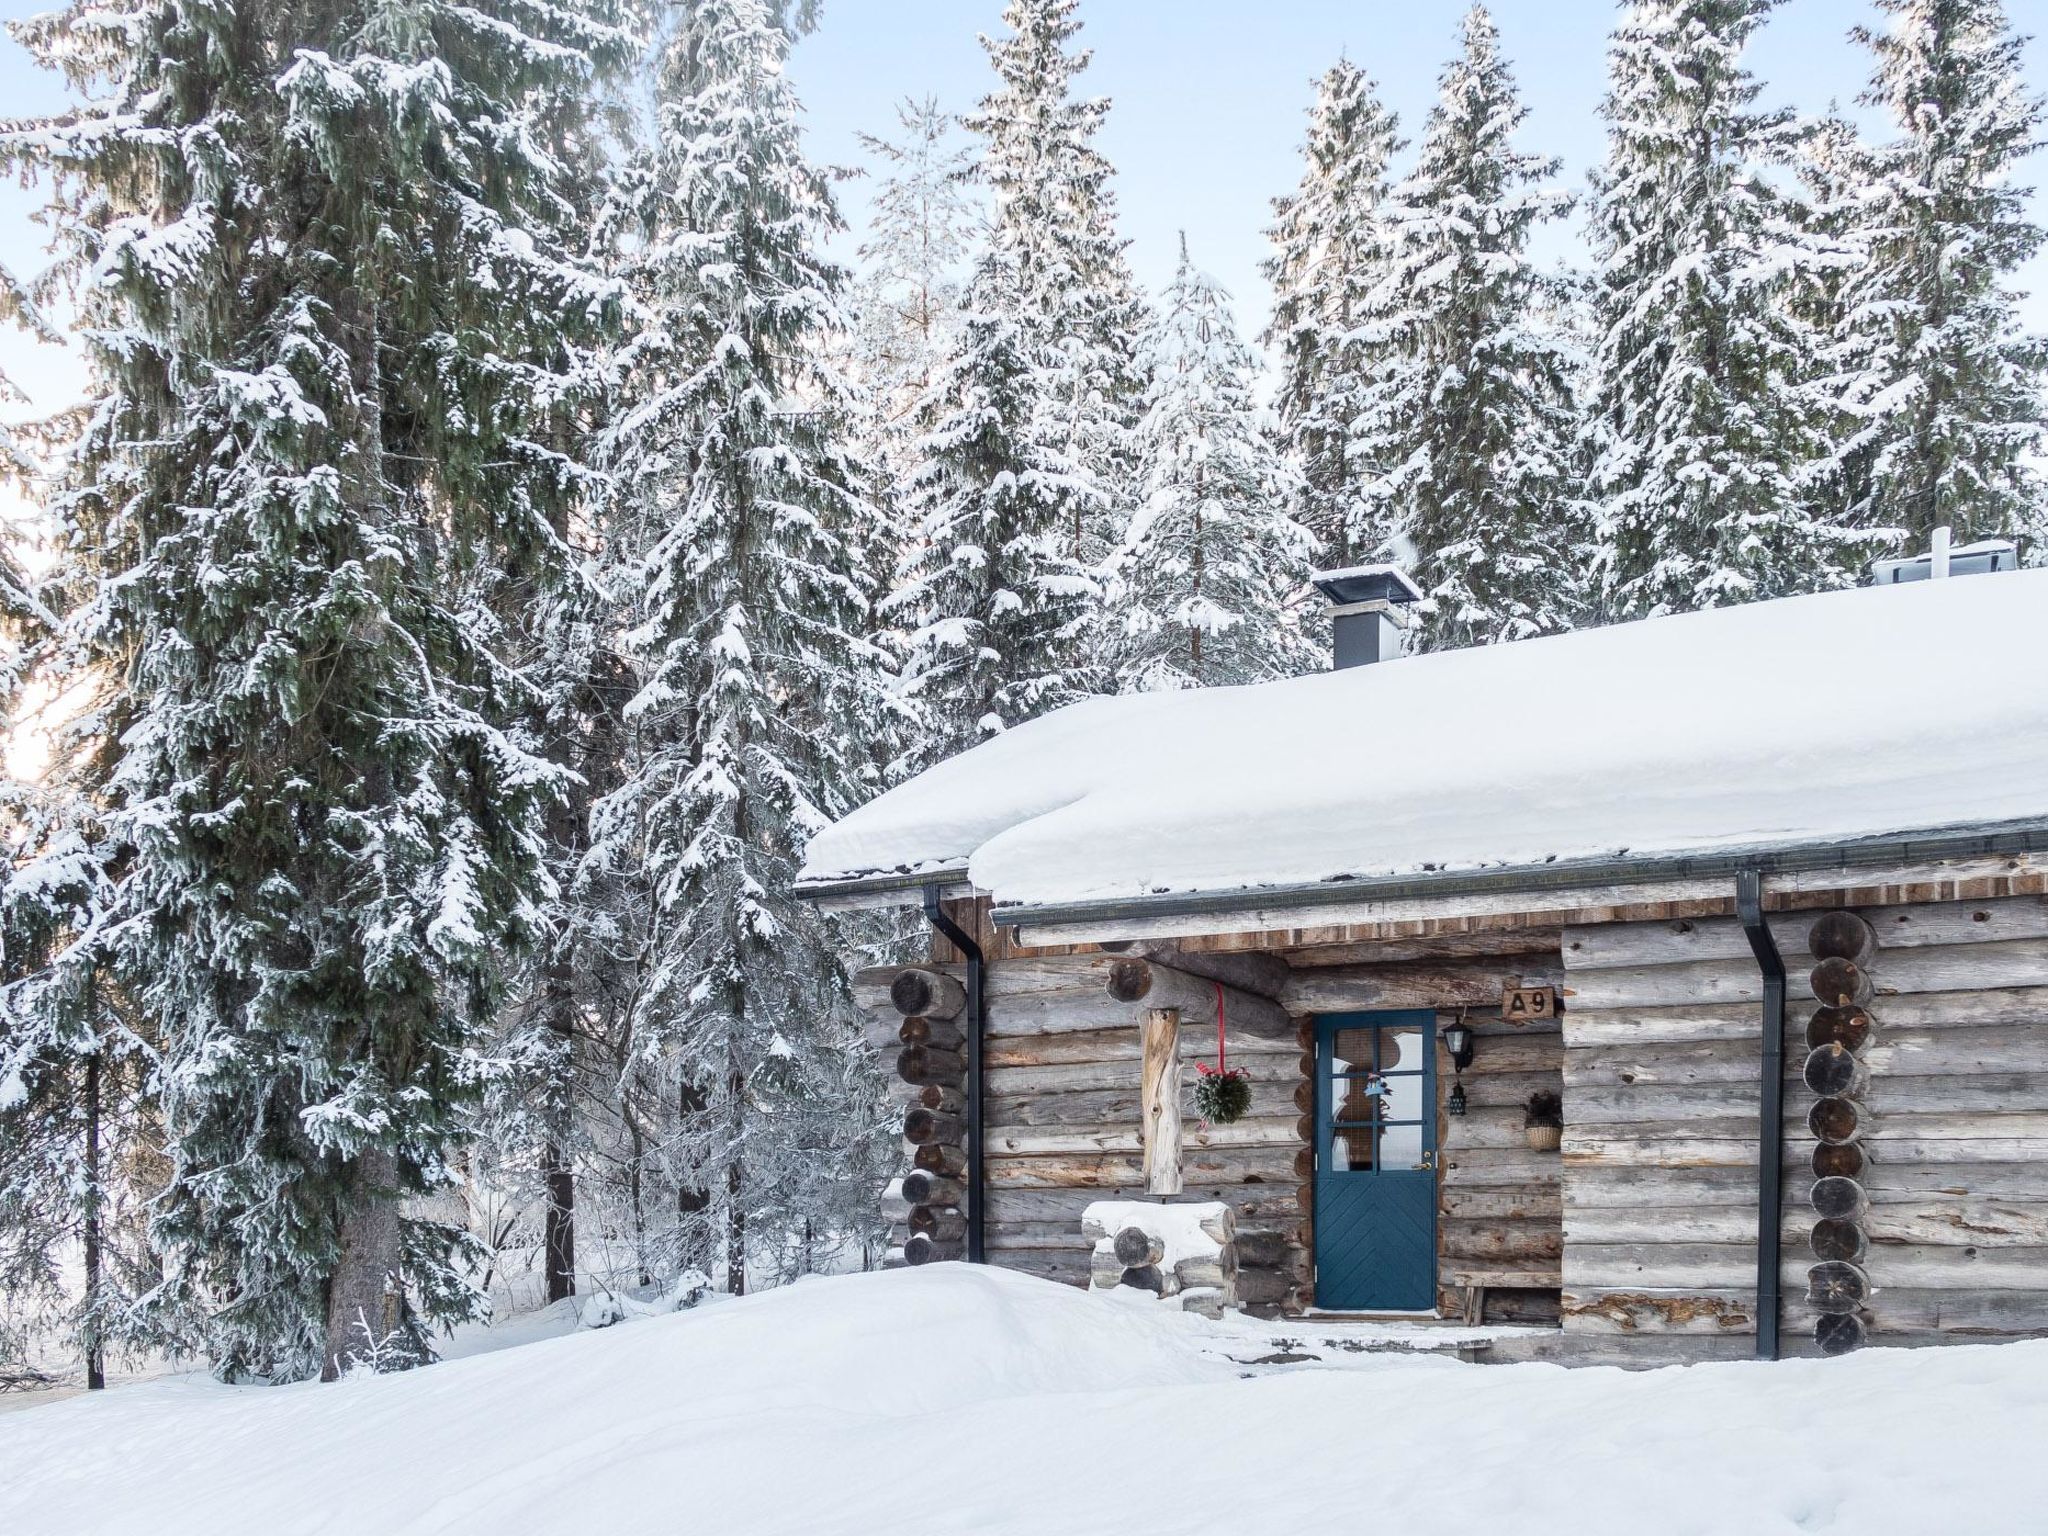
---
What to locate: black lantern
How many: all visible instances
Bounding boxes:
[1441,1019,1476,1072]
[1447,1078,1468,1117]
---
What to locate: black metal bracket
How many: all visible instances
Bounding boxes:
[1737,868,1786,1361]
[922,885,985,1265]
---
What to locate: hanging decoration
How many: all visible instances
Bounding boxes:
[1193,980,1252,1124]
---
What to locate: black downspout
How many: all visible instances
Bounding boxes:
[1737,868,1785,1361]
[923,885,985,1264]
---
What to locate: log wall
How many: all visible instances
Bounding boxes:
[855,956,1309,1309]
[1559,894,2048,1349]
[1435,1009,1564,1322]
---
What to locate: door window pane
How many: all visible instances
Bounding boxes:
[1381,1120,1423,1169]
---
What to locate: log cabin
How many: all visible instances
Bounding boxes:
[799,539,2048,1363]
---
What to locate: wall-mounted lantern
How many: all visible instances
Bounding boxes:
[1441,1016,1475,1117]
[1441,1019,1476,1072]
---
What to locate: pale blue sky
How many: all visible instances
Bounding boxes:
[2,0,2043,425]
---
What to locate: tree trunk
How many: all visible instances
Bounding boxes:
[322,1147,402,1381]
[542,949,576,1304]
[82,1051,104,1393]
[677,1078,711,1274]
[725,1062,746,1297]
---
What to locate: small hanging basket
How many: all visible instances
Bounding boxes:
[1194,1062,1253,1125]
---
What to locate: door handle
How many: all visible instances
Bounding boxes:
[1419,1151,1436,1171]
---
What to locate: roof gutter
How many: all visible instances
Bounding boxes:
[995,819,2048,935]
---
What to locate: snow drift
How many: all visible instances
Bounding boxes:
[4,1265,2046,1535]
[800,569,2048,906]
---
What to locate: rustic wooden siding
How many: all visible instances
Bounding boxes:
[1436,1010,1563,1321]
[1559,894,2048,1347]
[856,956,1309,1309]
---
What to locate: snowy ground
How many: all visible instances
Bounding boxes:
[1,1267,2043,1536]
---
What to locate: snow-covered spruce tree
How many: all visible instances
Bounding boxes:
[849,96,980,482]
[3,0,632,1380]
[888,256,1104,751]
[1261,61,1410,568]
[1383,6,1585,650]
[1109,238,1318,691]
[593,0,897,1297]
[1585,0,1854,618]
[1814,0,2046,550]
[965,0,1146,573]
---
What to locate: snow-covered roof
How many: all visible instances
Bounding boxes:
[799,571,2048,913]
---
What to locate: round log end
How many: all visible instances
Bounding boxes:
[1807,1096,1866,1147]
[1806,1259,1871,1314]
[1809,1217,1869,1264]
[1812,1142,1865,1179]
[903,1233,964,1266]
[1807,911,1877,965]
[1815,1311,1866,1356]
[1801,1042,1865,1099]
[1805,1005,1874,1053]
[1118,1263,1165,1295]
[1113,1226,1165,1267]
[890,969,937,1017]
[1809,1174,1868,1222]
[1809,956,1874,1008]
[1105,957,1154,1004]
[913,1142,967,1178]
[901,1170,966,1207]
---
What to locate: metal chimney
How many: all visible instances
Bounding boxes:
[1870,525,2018,585]
[1312,564,1424,669]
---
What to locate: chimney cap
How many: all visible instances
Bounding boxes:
[1312,563,1424,607]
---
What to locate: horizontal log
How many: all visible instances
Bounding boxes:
[984,1149,1303,1189]
[1565,986,2048,1046]
[1565,1242,2048,1291]
[897,1046,965,1088]
[1443,1034,1565,1074]
[1565,1285,2048,1337]
[982,1185,1304,1225]
[1562,897,2048,970]
[909,1205,965,1242]
[985,1116,1301,1158]
[1438,1220,1563,1264]
[1564,938,2048,1011]
[984,1078,1300,1128]
[1440,1146,1569,1186]
[904,1107,966,1147]
[901,1170,965,1206]
[1282,961,1565,1013]
[1102,940,1290,1000]
[1441,1108,1555,1151]
[891,967,967,1021]
[914,1142,967,1178]
[900,1015,965,1052]
[903,1233,963,1266]
[981,1026,1296,1071]
[1441,1183,1564,1221]
[1567,1195,2048,1248]
[1279,930,1567,966]
[1566,1025,2048,1088]
[1173,1256,1233,1291]
[1104,958,1293,1041]
[1232,1267,1295,1307]
[985,1053,1297,1102]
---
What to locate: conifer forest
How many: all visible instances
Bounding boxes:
[0,0,2041,1388]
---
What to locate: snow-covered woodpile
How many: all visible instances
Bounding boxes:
[1559,890,2048,1351]
[1082,1200,1237,1318]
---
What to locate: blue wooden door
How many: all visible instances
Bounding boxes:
[1314,1010,1438,1311]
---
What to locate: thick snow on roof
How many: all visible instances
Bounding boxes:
[801,570,2048,907]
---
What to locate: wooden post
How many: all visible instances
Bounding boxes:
[1141,1007,1184,1197]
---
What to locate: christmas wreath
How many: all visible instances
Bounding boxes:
[1193,980,1252,1124]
